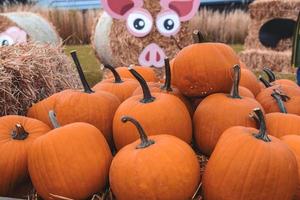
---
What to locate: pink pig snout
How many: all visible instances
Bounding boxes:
[138,43,166,68]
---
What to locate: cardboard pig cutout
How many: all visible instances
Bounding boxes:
[93,0,200,77]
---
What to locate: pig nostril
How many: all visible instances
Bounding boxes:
[156,52,161,62]
[145,52,150,62]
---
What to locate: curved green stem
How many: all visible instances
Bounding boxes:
[258,76,272,88]
[251,108,271,142]
[129,65,155,103]
[263,67,276,82]
[161,58,172,92]
[121,116,155,149]
[104,64,123,83]
[71,50,94,94]
[49,110,60,129]
[11,124,28,140]
[229,64,242,99]
[271,91,287,113]
[193,30,205,43]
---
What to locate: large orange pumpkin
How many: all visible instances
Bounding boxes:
[93,64,139,102]
[110,116,200,200]
[172,43,239,97]
[106,65,158,82]
[281,135,300,200]
[54,51,120,146]
[132,58,193,115]
[203,108,298,200]
[28,111,112,200]
[193,65,263,156]
[113,67,192,150]
[0,116,50,197]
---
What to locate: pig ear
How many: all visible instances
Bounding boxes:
[160,0,200,21]
[102,0,143,19]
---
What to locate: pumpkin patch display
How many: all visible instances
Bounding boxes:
[54,51,120,146]
[0,115,50,197]
[93,64,139,102]
[113,67,192,150]
[203,108,298,200]
[193,65,263,156]
[110,116,200,200]
[172,42,240,97]
[28,111,112,200]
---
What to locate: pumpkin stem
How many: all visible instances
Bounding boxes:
[263,67,276,82]
[121,116,155,149]
[128,65,155,103]
[229,64,242,99]
[11,124,28,140]
[251,108,271,142]
[271,91,287,113]
[193,30,205,43]
[273,88,291,102]
[258,76,272,88]
[103,64,123,83]
[161,58,172,92]
[49,110,60,128]
[70,50,94,94]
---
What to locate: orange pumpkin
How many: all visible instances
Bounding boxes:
[0,116,50,196]
[107,65,158,82]
[172,43,239,97]
[281,135,300,200]
[239,86,255,98]
[93,64,139,102]
[203,108,298,200]
[263,67,298,88]
[110,116,200,200]
[193,65,263,156]
[240,68,262,96]
[256,77,300,114]
[27,90,70,128]
[132,58,193,115]
[113,67,192,150]
[54,51,120,146]
[28,111,112,200]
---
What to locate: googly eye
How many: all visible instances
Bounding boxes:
[156,12,181,37]
[126,10,153,37]
[0,35,14,46]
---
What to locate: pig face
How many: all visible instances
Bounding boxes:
[102,0,200,68]
[0,26,27,46]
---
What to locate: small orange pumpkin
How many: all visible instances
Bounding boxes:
[240,68,262,96]
[203,108,298,200]
[54,51,120,146]
[0,116,50,196]
[193,65,263,156]
[113,67,192,150]
[93,64,139,102]
[172,43,240,97]
[110,116,200,200]
[28,111,112,200]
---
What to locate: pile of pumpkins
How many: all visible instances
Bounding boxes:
[2,37,300,200]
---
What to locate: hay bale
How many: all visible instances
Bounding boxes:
[0,12,61,44]
[239,49,294,73]
[0,42,79,116]
[92,0,194,79]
